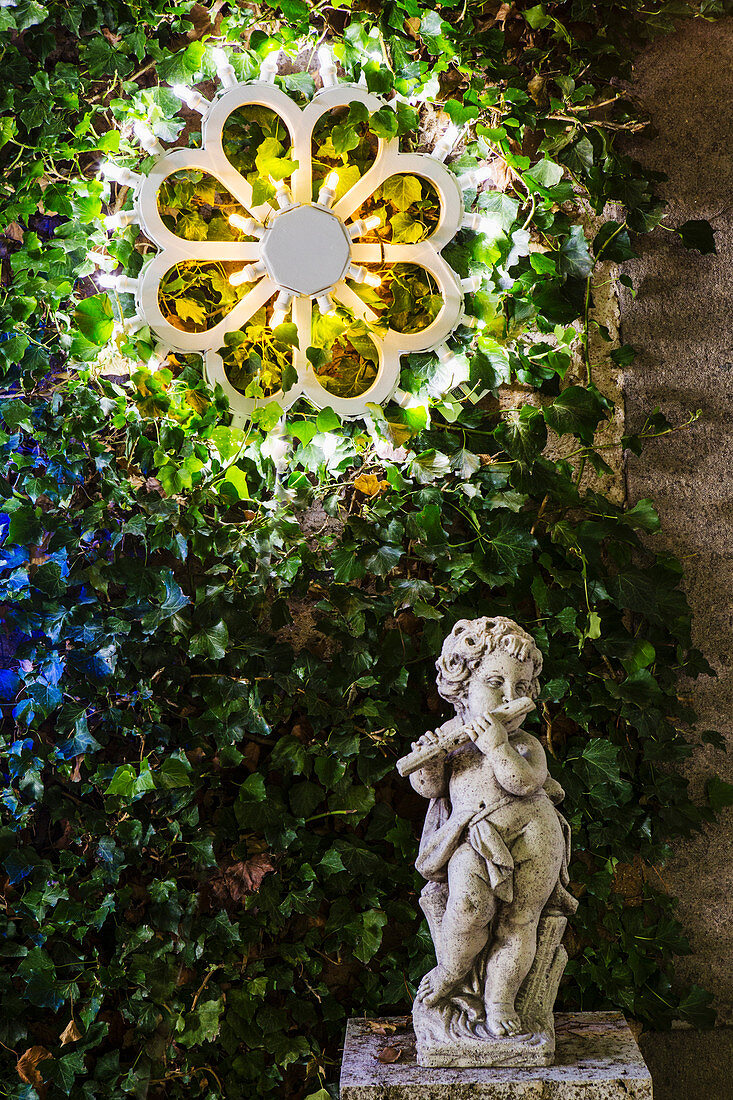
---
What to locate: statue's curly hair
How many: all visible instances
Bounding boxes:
[435,616,543,710]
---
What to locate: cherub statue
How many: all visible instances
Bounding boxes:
[398,616,576,1067]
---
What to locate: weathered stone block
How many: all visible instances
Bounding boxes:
[340,1011,652,1098]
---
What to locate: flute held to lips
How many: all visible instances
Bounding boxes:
[396,696,535,778]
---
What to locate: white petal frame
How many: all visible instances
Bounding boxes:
[112,77,471,422]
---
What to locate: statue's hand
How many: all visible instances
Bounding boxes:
[410,729,444,754]
[466,715,508,755]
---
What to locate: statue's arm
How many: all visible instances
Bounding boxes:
[408,729,448,799]
[491,734,548,796]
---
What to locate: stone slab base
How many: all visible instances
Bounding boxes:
[413,996,555,1068]
[340,1011,653,1098]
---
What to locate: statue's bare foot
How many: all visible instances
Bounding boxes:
[485,1001,523,1037]
[416,966,458,1007]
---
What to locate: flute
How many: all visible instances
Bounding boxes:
[396,696,535,778]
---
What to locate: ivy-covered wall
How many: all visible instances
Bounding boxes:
[1,2,731,1099]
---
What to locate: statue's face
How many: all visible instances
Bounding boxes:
[464,648,535,726]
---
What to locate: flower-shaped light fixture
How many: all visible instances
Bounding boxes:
[98,47,495,422]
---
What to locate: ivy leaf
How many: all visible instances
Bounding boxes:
[559,225,593,278]
[141,574,189,632]
[581,739,623,785]
[494,406,547,463]
[331,122,359,154]
[678,219,716,255]
[676,985,716,1028]
[255,136,298,181]
[332,548,366,583]
[190,620,229,660]
[381,174,422,211]
[74,294,114,346]
[543,385,605,443]
[272,321,299,348]
[176,299,207,325]
[362,543,403,576]
[353,909,387,964]
[523,158,564,191]
[623,499,660,532]
[484,514,536,573]
[594,221,637,262]
[179,997,224,1047]
[222,465,250,500]
[392,577,435,608]
[368,107,399,139]
[707,777,733,813]
[159,755,192,789]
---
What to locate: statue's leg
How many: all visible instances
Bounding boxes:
[416,843,495,1008]
[483,824,563,1037]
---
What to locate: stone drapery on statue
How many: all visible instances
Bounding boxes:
[397,616,578,1068]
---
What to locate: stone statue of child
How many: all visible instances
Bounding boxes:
[407,616,575,1061]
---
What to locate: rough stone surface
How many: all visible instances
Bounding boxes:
[619,16,733,1024]
[639,1026,733,1100]
[340,1011,653,1098]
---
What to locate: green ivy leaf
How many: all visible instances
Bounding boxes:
[494,406,547,463]
[190,620,229,660]
[678,219,716,254]
[179,997,224,1047]
[74,294,114,346]
[707,777,733,813]
[543,385,605,444]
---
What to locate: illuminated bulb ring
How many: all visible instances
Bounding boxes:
[102,54,491,422]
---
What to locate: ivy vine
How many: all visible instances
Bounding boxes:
[1,2,732,1099]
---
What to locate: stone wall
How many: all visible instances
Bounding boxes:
[619,15,733,1097]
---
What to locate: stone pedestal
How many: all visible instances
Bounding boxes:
[340,1011,653,1098]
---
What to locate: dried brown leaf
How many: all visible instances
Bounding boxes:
[365,1021,398,1035]
[17,1046,52,1091]
[60,1020,82,1045]
[211,854,275,905]
[377,1045,402,1063]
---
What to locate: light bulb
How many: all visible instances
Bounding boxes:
[99,161,141,189]
[98,273,138,294]
[461,275,482,294]
[457,164,495,191]
[431,123,462,162]
[461,315,486,331]
[260,51,280,83]
[228,213,264,238]
[317,45,338,88]
[347,216,380,239]
[211,47,237,89]
[229,262,265,286]
[104,210,138,231]
[462,213,483,232]
[318,172,339,208]
[133,121,163,157]
[435,343,456,366]
[171,84,210,115]
[87,250,116,271]
[122,314,146,334]
[317,294,335,314]
[271,290,292,327]
[394,388,429,412]
[272,180,294,209]
[149,344,171,371]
